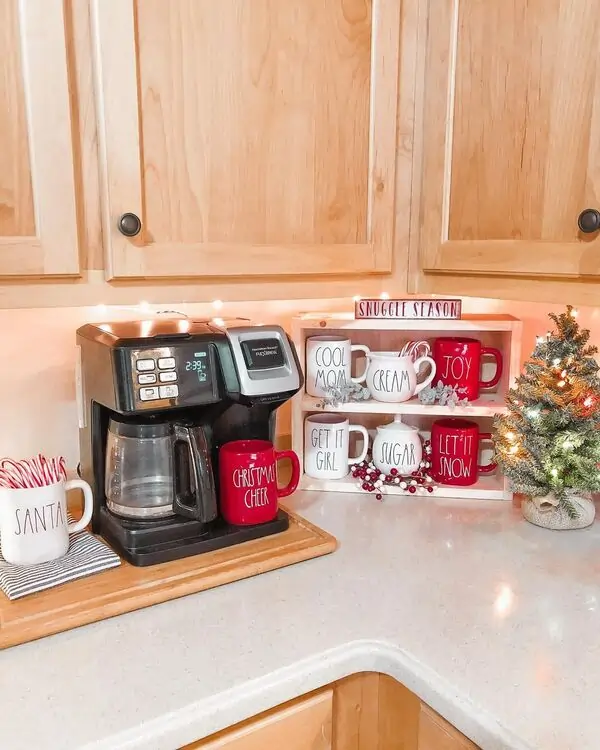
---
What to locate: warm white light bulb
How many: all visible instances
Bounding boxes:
[212,299,224,310]
[506,431,515,441]
[571,308,579,318]
[494,584,514,618]
[212,317,225,326]
[509,445,519,454]
[553,358,561,366]
[584,397,593,407]
[536,336,545,345]
[557,380,566,388]
[352,295,362,303]
[380,291,390,300]
[551,468,558,477]
[139,300,151,312]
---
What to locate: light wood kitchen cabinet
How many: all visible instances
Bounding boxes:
[182,674,481,750]
[0,0,79,277]
[184,690,332,749]
[91,0,404,281]
[418,705,479,750]
[413,0,600,296]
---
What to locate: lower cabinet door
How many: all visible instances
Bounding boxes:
[185,689,333,749]
[418,705,480,750]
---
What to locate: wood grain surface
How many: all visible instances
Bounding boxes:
[0,0,35,237]
[0,508,337,650]
[92,0,401,279]
[418,705,479,750]
[418,0,600,279]
[186,690,333,750]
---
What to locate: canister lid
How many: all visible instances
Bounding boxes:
[377,415,416,431]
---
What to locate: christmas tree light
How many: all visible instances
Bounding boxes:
[494,306,600,518]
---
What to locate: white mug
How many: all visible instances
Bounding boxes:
[358,351,436,403]
[304,414,369,480]
[0,479,94,566]
[305,336,370,397]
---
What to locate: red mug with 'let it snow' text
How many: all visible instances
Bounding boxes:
[433,337,503,401]
[219,440,300,525]
[431,418,497,486]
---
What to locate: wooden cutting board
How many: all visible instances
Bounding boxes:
[0,508,336,649]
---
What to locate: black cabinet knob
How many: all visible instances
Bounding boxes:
[118,213,142,237]
[578,209,600,234]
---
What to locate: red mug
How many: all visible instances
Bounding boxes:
[433,337,503,401]
[219,440,300,525]
[431,418,497,486]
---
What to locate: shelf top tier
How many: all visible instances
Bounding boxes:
[293,312,521,332]
[301,393,506,417]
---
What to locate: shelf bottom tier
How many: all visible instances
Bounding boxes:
[299,472,510,501]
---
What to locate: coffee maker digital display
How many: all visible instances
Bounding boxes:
[184,350,209,379]
[168,343,214,400]
[76,319,303,566]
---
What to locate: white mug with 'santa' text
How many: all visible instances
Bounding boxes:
[0,479,94,565]
[304,414,369,480]
[305,336,371,397]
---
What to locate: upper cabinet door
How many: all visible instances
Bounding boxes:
[419,0,600,279]
[0,0,79,277]
[92,0,401,280]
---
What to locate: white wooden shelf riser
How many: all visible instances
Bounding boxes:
[291,314,523,503]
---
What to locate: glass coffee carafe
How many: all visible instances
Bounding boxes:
[105,417,218,522]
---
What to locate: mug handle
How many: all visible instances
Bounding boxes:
[480,347,503,389]
[413,355,437,395]
[65,479,94,534]
[275,450,301,499]
[477,433,497,474]
[348,425,369,465]
[351,345,371,384]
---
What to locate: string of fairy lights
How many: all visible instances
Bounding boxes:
[497,306,600,486]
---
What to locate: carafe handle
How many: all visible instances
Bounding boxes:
[173,424,218,523]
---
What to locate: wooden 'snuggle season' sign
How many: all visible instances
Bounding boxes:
[355,298,462,321]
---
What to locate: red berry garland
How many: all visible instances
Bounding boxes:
[350,441,437,501]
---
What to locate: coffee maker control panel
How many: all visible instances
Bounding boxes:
[128,343,219,410]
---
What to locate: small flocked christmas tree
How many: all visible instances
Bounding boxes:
[494,306,600,518]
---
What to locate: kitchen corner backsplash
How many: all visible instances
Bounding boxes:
[0,296,598,466]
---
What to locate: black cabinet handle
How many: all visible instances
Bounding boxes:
[578,209,600,234]
[117,213,142,237]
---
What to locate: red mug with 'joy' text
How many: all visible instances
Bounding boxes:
[219,440,300,525]
[433,337,503,401]
[431,418,497,486]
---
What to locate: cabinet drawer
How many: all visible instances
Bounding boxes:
[185,689,333,749]
[418,705,479,750]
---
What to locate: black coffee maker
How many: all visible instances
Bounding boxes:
[76,319,302,566]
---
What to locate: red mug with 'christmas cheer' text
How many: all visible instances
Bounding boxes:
[431,418,497,486]
[219,440,300,525]
[433,337,503,401]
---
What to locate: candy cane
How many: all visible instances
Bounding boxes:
[38,454,54,484]
[0,455,68,489]
[400,340,431,362]
[0,459,39,488]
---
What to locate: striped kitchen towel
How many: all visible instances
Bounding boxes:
[0,519,121,600]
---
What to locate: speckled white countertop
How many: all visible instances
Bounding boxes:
[2,491,599,750]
